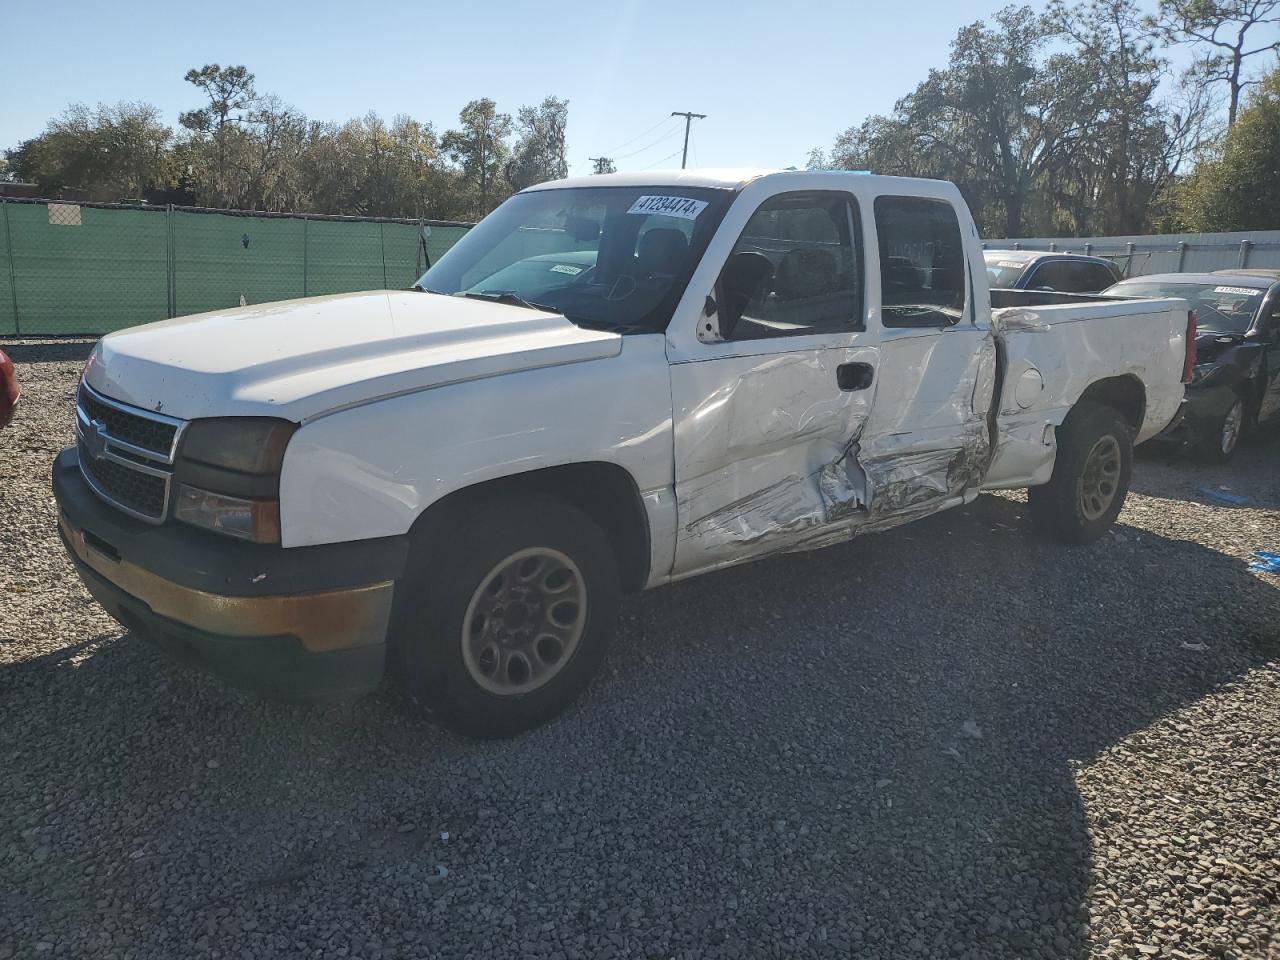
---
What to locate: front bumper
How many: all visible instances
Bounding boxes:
[53,447,409,701]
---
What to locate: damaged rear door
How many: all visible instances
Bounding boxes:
[853,194,996,526]
[669,189,879,575]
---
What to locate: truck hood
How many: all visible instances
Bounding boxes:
[83,291,623,422]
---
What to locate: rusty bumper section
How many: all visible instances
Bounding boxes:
[60,517,393,654]
[52,446,407,701]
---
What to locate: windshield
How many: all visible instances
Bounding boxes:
[984,254,1031,289]
[1104,281,1265,335]
[417,186,733,332]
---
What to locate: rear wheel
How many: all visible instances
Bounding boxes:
[1197,397,1244,464]
[1028,401,1133,544]
[394,493,619,739]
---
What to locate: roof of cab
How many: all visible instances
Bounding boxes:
[522,168,959,193]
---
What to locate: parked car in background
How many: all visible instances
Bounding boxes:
[53,170,1192,737]
[985,250,1123,294]
[1103,271,1280,462]
[0,348,19,429]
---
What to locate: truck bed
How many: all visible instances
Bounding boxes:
[983,296,1190,490]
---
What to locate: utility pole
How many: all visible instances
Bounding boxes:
[588,157,616,175]
[670,111,706,169]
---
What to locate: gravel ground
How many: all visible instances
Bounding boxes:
[2,339,1279,960]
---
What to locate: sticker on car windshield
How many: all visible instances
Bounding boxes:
[550,263,583,275]
[1213,286,1257,297]
[996,260,1026,269]
[626,196,709,220]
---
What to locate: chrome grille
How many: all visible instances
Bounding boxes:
[75,383,185,523]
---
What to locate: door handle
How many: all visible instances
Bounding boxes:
[837,362,874,391]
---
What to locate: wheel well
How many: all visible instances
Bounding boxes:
[1076,375,1146,432]
[412,463,651,593]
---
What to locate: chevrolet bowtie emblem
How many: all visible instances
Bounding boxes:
[83,418,110,461]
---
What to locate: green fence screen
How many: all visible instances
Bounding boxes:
[0,198,473,336]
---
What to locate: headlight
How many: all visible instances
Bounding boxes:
[173,418,296,542]
[174,484,281,543]
[181,418,295,474]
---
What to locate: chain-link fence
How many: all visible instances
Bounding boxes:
[0,198,474,336]
[982,230,1280,278]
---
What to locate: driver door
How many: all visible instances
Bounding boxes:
[668,189,879,576]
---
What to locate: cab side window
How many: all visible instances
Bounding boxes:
[874,196,967,327]
[720,191,863,340]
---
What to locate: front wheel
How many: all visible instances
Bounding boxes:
[1027,401,1134,545]
[1196,397,1244,464]
[393,493,620,739]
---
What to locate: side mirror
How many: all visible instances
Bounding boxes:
[710,251,774,342]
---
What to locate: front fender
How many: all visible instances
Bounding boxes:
[277,338,675,549]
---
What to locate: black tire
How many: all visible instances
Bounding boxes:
[1027,401,1133,545]
[392,492,619,739]
[1195,396,1244,464]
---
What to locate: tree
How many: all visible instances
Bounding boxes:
[441,98,513,218]
[179,64,268,208]
[179,64,258,133]
[1178,66,1280,229]
[813,0,1213,237]
[1049,0,1193,234]
[7,102,173,199]
[1148,0,1280,125]
[505,96,568,191]
[817,6,1078,236]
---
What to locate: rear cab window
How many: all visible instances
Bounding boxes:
[874,196,967,327]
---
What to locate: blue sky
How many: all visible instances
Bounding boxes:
[2,0,1182,177]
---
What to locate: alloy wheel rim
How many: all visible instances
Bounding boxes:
[1221,401,1243,455]
[1078,434,1121,522]
[461,547,586,696]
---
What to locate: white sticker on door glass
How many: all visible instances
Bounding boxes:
[626,196,709,220]
[1213,286,1257,297]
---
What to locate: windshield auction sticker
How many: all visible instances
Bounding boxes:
[1212,286,1257,297]
[626,196,709,220]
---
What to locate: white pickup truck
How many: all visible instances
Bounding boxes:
[54,170,1193,737]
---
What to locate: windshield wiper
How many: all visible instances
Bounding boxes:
[412,284,447,294]
[461,291,560,313]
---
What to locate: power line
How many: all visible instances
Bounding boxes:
[613,125,683,162]
[670,111,706,169]
[640,148,684,170]
[606,115,680,154]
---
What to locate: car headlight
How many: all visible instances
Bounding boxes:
[173,418,296,542]
[174,484,281,543]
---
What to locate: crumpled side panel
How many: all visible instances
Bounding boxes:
[855,426,990,534]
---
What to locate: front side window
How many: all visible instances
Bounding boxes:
[718,191,863,340]
[417,186,733,332]
[874,196,967,327]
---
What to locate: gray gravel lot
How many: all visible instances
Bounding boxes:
[2,339,1279,960]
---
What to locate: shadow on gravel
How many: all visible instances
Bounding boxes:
[1130,427,1280,508]
[0,340,96,364]
[2,495,1277,958]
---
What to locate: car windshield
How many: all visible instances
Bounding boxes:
[1103,280,1265,335]
[416,185,733,332]
[984,254,1031,288]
